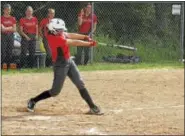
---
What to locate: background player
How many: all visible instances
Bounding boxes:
[19,6,38,68]
[27,18,103,115]
[1,4,16,70]
[39,8,55,67]
[76,3,97,65]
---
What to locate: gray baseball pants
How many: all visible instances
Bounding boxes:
[76,32,91,65]
[49,57,85,96]
[20,35,36,68]
[1,33,14,65]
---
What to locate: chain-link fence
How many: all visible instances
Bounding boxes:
[1,1,184,69]
[93,2,184,63]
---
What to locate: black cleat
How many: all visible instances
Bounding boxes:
[87,105,104,115]
[27,99,36,112]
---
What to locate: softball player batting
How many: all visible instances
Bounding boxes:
[27,18,103,115]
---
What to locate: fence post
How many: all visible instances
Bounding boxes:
[180,2,184,62]
[90,2,94,64]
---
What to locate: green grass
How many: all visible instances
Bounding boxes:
[1,62,184,75]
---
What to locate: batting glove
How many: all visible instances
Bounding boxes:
[90,41,97,47]
[84,36,92,41]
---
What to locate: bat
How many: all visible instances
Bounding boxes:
[98,42,137,51]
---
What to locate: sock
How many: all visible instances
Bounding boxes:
[32,90,51,103]
[79,88,95,108]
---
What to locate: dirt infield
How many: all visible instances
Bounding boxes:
[2,69,184,135]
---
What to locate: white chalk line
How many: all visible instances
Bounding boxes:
[4,125,108,135]
[4,115,105,125]
[4,115,69,122]
[109,105,184,114]
[3,105,183,135]
[3,105,184,122]
[80,127,107,135]
[4,125,68,130]
[25,115,51,120]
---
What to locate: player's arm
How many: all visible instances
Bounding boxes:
[36,24,38,39]
[20,26,31,40]
[1,24,10,31]
[35,18,39,39]
[65,32,89,40]
[78,9,84,26]
[19,19,30,40]
[12,24,16,32]
[92,22,97,33]
[3,17,16,32]
[78,16,83,26]
[66,39,96,47]
[1,24,14,31]
[39,27,42,37]
[39,20,44,38]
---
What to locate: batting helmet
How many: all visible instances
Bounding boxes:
[47,18,67,32]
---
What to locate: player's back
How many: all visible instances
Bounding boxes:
[46,32,70,62]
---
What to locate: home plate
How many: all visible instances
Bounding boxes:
[24,115,51,121]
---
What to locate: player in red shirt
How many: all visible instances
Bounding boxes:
[76,3,97,65]
[39,8,55,67]
[19,6,38,68]
[1,4,16,69]
[27,18,103,115]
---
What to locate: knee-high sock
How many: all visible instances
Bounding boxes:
[79,88,95,108]
[32,90,51,103]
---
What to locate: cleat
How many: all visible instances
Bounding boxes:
[86,105,104,115]
[27,99,36,112]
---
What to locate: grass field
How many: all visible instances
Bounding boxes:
[1,62,184,75]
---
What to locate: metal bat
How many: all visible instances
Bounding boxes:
[98,42,137,51]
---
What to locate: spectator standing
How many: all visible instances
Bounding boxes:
[19,6,38,68]
[76,3,97,65]
[1,4,16,69]
[39,8,55,67]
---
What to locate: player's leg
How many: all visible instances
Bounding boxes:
[27,60,70,112]
[20,38,28,68]
[1,34,7,66]
[84,46,90,65]
[28,39,36,68]
[5,33,14,69]
[76,46,83,65]
[67,58,103,115]
[48,61,70,96]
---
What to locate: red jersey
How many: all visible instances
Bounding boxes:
[78,14,97,33]
[46,32,70,62]
[1,16,16,34]
[19,17,38,34]
[40,18,50,37]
